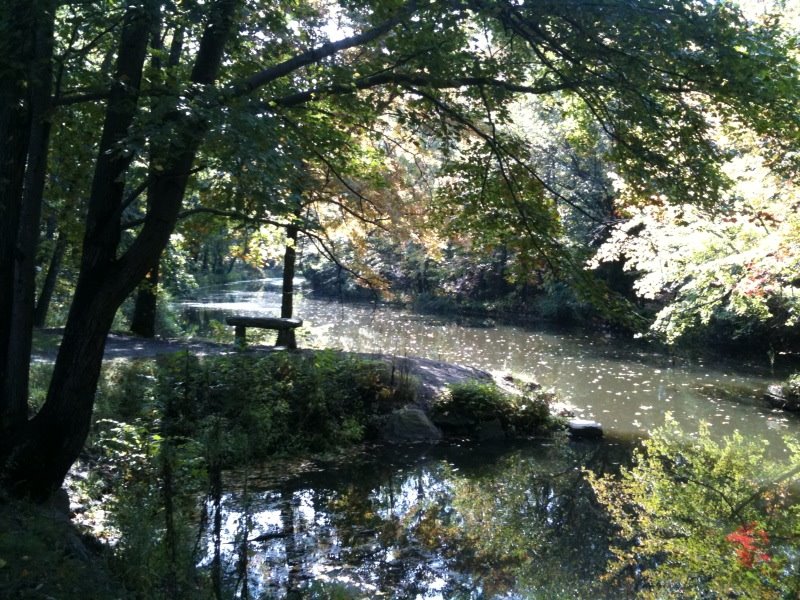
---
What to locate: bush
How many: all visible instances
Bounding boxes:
[93,350,412,466]
[785,372,800,397]
[436,381,508,421]
[432,380,551,437]
[588,416,800,599]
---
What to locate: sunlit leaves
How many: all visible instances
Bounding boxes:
[42,0,800,330]
[592,144,800,343]
[588,416,800,598]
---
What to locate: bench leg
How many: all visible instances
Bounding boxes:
[276,328,297,350]
[234,325,246,348]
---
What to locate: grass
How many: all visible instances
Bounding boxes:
[0,495,124,599]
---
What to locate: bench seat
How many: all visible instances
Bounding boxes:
[226,316,303,349]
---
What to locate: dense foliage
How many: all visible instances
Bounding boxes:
[431,380,553,437]
[95,350,413,463]
[589,417,800,598]
[592,131,800,349]
[3,1,800,596]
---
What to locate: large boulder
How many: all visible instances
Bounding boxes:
[567,418,603,439]
[764,384,800,411]
[381,408,442,443]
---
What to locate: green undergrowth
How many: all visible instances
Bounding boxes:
[432,380,556,437]
[61,350,415,598]
[92,349,414,465]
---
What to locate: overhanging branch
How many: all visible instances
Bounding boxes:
[122,206,290,230]
[228,1,420,100]
[272,72,582,108]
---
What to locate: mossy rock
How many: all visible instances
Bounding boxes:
[381,408,442,443]
[765,383,800,411]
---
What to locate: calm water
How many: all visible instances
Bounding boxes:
[200,440,629,599]
[180,279,800,598]
[180,278,799,448]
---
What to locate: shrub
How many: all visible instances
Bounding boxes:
[95,350,412,465]
[436,381,507,421]
[785,372,800,397]
[432,380,551,436]
[588,416,800,599]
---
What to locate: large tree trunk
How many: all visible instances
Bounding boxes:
[0,0,157,499]
[0,0,239,500]
[0,1,37,436]
[5,0,57,427]
[128,17,184,340]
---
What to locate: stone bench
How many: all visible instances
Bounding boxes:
[226,316,303,350]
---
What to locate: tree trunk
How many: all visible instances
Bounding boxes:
[0,0,36,436]
[276,222,299,349]
[1,0,156,499]
[130,262,160,338]
[33,232,67,328]
[5,0,57,426]
[127,15,183,341]
[0,0,239,500]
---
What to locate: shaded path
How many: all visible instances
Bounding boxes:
[33,330,493,404]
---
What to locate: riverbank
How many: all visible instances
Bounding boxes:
[33,328,541,412]
[13,331,565,599]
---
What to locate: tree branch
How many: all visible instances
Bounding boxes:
[272,72,582,108]
[303,228,383,292]
[122,206,290,230]
[54,90,111,106]
[229,1,419,100]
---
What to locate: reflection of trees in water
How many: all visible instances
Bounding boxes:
[206,440,632,598]
[418,441,622,597]
[319,440,629,597]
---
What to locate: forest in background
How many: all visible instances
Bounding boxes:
[29,2,800,358]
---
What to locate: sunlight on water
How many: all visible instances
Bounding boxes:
[201,442,623,599]
[178,281,800,450]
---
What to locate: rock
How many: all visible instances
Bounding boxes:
[524,381,542,393]
[567,418,603,439]
[382,408,442,443]
[764,384,800,411]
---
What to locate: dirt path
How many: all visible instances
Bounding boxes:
[33,329,234,360]
[33,330,492,404]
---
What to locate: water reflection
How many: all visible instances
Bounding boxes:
[180,281,800,597]
[177,280,799,448]
[202,440,629,599]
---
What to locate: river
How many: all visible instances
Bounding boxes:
[180,278,797,448]
[179,278,800,598]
